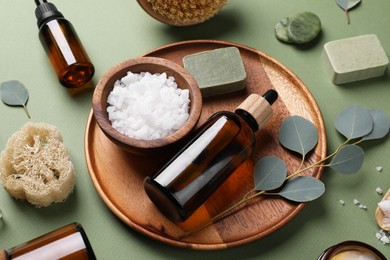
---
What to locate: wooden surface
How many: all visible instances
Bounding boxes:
[317,240,387,260]
[84,40,327,249]
[91,56,202,155]
[376,188,390,231]
[0,250,6,260]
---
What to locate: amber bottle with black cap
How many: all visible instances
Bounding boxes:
[144,89,278,222]
[34,0,94,88]
[0,222,96,260]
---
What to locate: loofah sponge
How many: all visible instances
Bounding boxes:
[0,122,76,207]
[147,0,227,25]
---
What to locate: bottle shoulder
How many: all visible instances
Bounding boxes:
[39,17,71,31]
[209,111,256,132]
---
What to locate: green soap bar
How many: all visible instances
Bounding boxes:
[323,34,389,84]
[183,47,247,97]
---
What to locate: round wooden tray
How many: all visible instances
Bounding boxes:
[84,40,327,250]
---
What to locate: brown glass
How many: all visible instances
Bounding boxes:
[39,19,94,88]
[144,111,256,222]
[318,240,386,260]
[4,223,96,260]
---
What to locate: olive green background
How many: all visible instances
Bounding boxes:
[1,0,390,259]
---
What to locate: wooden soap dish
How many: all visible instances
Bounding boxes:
[85,40,327,249]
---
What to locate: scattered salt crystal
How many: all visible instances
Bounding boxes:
[380,235,390,244]
[339,199,345,206]
[376,187,384,195]
[376,229,390,245]
[106,72,190,140]
[359,204,367,210]
[376,166,383,172]
[352,199,368,210]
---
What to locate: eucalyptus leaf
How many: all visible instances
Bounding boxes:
[334,105,373,140]
[329,144,364,174]
[336,0,362,24]
[0,80,31,118]
[277,176,325,202]
[254,156,287,191]
[336,0,361,11]
[279,116,318,156]
[361,109,390,141]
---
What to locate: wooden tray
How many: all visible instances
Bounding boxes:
[84,40,327,250]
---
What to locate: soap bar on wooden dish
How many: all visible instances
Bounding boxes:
[183,47,246,97]
[323,34,389,84]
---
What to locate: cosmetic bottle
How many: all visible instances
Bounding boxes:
[318,240,386,260]
[0,222,96,260]
[144,89,278,222]
[34,0,94,89]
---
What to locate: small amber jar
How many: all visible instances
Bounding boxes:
[318,240,386,260]
[1,222,96,260]
[34,0,94,89]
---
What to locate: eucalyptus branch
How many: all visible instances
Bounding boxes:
[287,139,350,180]
[180,191,265,239]
[180,106,388,240]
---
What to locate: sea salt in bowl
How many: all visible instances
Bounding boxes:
[92,57,202,155]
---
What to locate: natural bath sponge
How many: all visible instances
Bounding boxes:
[0,122,76,207]
[147,0,226,25]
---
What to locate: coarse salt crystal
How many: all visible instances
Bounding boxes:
[376,229,390,245]
[107,72,190,140]
[376,187,384,195]
[378,199,390,229]
[339,199,345,206]
[359,204,367,210]
[376,166,383,172]
[378,200,390,215]
[380,235,390,244]
[353,199,360,205]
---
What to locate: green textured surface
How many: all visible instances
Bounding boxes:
[274,17,293,43]
[287,11,321,44]
[1,0,390,259]
[183,46,246,97]
[324,34,389,84]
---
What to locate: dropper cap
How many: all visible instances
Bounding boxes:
[235,89,278,131]
[34,0,64,28]
[0,250,7,260]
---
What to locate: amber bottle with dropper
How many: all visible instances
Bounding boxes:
[34,0,94,88]
[144,89,278,222]
[0,222,96,260]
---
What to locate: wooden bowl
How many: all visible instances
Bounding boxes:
[92,57,202,155]
[376,187,390,231]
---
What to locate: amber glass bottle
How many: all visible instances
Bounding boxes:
[34,0,94,88]
[144,90,278,222]
[0,222,96,260]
